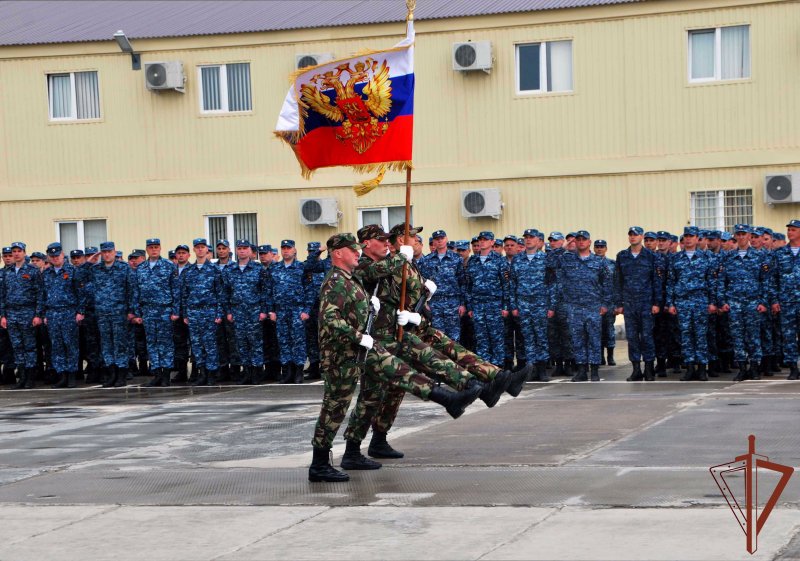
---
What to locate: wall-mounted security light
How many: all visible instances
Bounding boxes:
[113,30,141,70]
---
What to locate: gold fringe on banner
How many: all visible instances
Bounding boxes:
[354,166,386,197]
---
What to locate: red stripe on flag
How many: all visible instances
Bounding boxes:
[296,115,413,172]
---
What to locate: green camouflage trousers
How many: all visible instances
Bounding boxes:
[311,342,433,449]
[423,325,501,382]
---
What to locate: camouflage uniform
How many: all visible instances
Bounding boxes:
[464,234,509,365]
[41,256,84,375]
[77,256,103,380]
[215,257,241,379]
[181,257,223,376]
[303,244,328,379]
[132,253,179,371]
[0,252,44,375]
[770,230,800,373]
[269,246,311,370]
[418,244,465,340]
[92,258,134,369]
[222,259,269,369]
[510,248,551,365]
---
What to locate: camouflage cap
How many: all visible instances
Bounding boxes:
[388,223,423,241]
[327,233,362,251]
[31,251,46,260]
[644,231,658,239]
[357,224,389,242]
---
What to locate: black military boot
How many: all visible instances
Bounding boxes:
[696,363,708,381]
[368,430,404,459]
[305,361,321,380]
[340,439,382,470]
[503,358,514,372]
[101,367,115,388]
[114,368,127,387]
[84,367,101,384]
[770,356,782,373]
[679,364,694,381]
[590,364,600,382]
[644,361,656,381]
[571,364,588,382]
[515,359,527,372]
[626,362,643,382]
[655,357,666,376]
[24,367,35,389]
[478,374,505,408]
[294,364,304,384]
[12,368,27,390]
[172,362,188,384]
[606,348,616,366]
[238,365,253,385]
[506,364,532,397]
[750,360,761,381]
[309,447,350,483]
[721,352,734,373]
[707,360,720,378]
[191,366,208,386]
[733,362,748,382]
[788,365,800,380]
[145,369,161,387]
[537,362,550,382]
[206,369,218,386]
[251,365,265,385]
[278,364,292,384]
[599,353,606,366]
[429,383,483,419]
[564,360,575,379]
[52,372,68,388]
[0,365,14,385]
[553,360,565,377]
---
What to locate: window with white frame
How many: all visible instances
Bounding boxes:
[47,71,100,121]
[198,63,252,113]
[516,40,573,94]
[358,206,413,232]
[689,25,750,82]
[205,213,258,252]
[56,219,107,254]
[690,189,752,231]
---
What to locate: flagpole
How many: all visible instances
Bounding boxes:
[397,0,415,342]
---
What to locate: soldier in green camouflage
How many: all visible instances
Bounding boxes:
[344,224,530,461]
[309,233,483,483]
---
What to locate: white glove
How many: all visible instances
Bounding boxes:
[399,245,413,262]
[359,334,374,350]
[424,279,437,298]
[370,296,381,313]
[397,310,421,326]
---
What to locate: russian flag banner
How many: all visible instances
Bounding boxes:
[275,22,415,192]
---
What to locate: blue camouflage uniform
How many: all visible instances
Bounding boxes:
[464,232,509,365]
[181,240,223,379]
[418,231,465,341]
[718,242,769,368]
[613,233,663,366]
[270,240,311,369]
[303,242,328,376]
[596,246,616,356]
[552,235,612,368]
[665,229,718,368]
[132,241,179,373]
[1,244,44,378]
[222,253,269,369]
[510,237,551,366]
[91,252,134,370]
[770,222,800,374]
[545,234,573,368]
[41,246,84,376]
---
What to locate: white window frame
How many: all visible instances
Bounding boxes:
[205,214,235,241]
[688,25,750,83]
[197,63,252,114]
[357,206,413,232]
[515,40,573,95]
[690,189,753,231]
[47,71,101,121]
[55,219,107,249]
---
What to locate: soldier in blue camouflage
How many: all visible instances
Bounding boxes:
[550,231,613,382]
[0,242,44,389]
[303,241,327,381]
[308,233,483,483]
[71,248,103,384]
[222,240,269,381]
[92,241,134,387]
[171,244,192,383]
[269,239,312,384]
[214,240,241,382]
[666,226,719,381]
[418,229,466,342]
[465,231,509,366]
[0,246,17,385]
[770,220,800,380]
[545,232,574,377]
[718,224,770,381]
[502,235,526,371]
[131,238,180,387]
[41,242,85,389]
[180,238,224,386]
[510,229,552,381]
[593,239,617,367]
[614,227,663,381]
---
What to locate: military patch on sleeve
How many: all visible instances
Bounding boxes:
[762,264,769,271]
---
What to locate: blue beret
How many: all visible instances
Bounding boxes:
[280,239,295,248]
[46,242,62,256]
[100,241,115,251]
[628,226,644,236]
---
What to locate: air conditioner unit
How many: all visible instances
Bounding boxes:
[295,53,335,70]
[144,61,185,92]
[452,41,492,73]
[461,189,503,219]
[765,174,800,204]
[300,198,340,226]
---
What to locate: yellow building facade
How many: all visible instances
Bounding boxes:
[0,0,799,254]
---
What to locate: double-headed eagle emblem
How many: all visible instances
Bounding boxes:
[300,58,393,155]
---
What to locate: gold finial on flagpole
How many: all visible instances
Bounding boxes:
[406,0,416,21]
